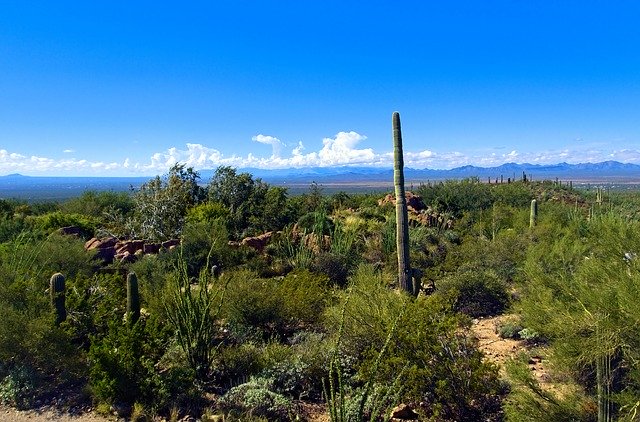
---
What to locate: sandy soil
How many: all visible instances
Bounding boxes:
[471,315,551,386]
[0,405,115,422]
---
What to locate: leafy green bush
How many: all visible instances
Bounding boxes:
[30,211,98,238]
[437,268,510,317]
[222,270,329,339]
[88,320,164,407]
[497,319,524,339]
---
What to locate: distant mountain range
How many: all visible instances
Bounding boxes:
[2,161,640,201]
[213,160,640,184]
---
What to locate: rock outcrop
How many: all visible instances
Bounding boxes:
[84,237,181,264]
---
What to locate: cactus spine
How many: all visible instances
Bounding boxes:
[393,112,414,295]
[50,273,66,325]
[530,199,538,228]
[127,272,140,324]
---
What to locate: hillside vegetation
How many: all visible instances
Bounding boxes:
[0,164,638,421]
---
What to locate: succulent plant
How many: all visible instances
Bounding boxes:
[50,272,66,325]
[127,272,140,324]
[530,199,538,228]
[393,112,415,295]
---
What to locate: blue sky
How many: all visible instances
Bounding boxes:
[1,1,639,176]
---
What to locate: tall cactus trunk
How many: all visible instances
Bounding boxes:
[393,112,413,295]
[127,272,141,324]
[530,199,538,228]
[50,273,66,325]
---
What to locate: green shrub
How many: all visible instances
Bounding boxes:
[217,377,294,421]
[498,319,524,339]
[437,268,510,317]
[325,264,504,421]
[88,317,172,410]
[222,270,329,339]
[30,211,97,237]
[312,252,350,287]
[0,365,37,409]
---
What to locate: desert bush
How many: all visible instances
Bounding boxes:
[60,190,134,219]
[312,252,350,287]
[88,319,166,408]
[504,357,593,422]
[0,365,38,409]
[297,211,334,236]
[222,270,329,340]
[29,211,97,237]
[217,377,294,421]
[437,267,510,317]
[325,263,503,421]
[515,213,640,420]
[180,219,231,277]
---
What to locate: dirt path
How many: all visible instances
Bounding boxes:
[472,315,550,384]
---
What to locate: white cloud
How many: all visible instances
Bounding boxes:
[252,135,284,158]
[317,132,377,166]
[63,149,75,153]
[2,135,640,176]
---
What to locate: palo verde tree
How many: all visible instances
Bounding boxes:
[208,166,292,238]
[130,163,205,241]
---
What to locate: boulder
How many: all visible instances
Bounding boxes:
[390,403,419,420]
[378,192,425,212]
[57,226,82,237]
[93,246,116,264]
[86,237,117,250]
[143,243,161,254]
[162,239,180,249]
[240,231,273,253]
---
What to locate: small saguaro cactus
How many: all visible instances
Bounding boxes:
[530,199,538,228]
[393,111,416,296]
[50,272,66,325]
[127,272,141,324]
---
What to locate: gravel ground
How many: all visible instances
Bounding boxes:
[0,405,115,422]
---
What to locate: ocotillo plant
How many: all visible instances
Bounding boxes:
[529,199,538,228]
[127,272,140,324]
[50,272,66,325]
[393,111,414,295]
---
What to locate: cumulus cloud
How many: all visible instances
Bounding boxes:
[63,149,75,153]
[252,135,284,158]
[0,149,124,174]
[2,135,640,176]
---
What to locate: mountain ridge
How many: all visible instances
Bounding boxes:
[2,160,640,184]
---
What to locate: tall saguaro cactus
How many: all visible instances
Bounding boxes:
[530,199,538,228]
[50,272,66,325]
[393,112,414,295]
[127,272,141,324]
